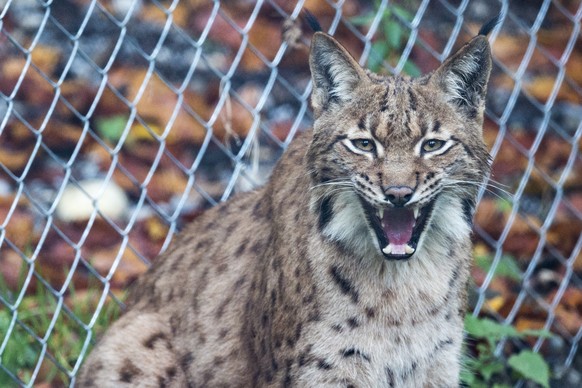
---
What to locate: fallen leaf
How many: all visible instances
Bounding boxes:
[503,214,541,259]
[146,168,189,202]
[88,243,148,288]
[514,317,546,332]
[145,217,169,242]
[30,45,60,76]
[0,144,36,173]
[0,248,27,291]
[474,198,506,239]
[546,217,582,263]
[0,206,35,251]
[492,35,553,74]
[242,21,282,71]
[525,76,581,104]
[554,304,582,335]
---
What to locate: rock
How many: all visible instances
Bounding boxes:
[55,178,128,222]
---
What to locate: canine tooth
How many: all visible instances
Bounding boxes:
[405,244,415,254]
[378,208,384,219]
[413,207,419,218]
[382,244,393,255]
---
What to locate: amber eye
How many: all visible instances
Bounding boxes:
[351,139,375,152]
[422,139,445,153]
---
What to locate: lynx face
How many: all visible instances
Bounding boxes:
[307,32,491,260]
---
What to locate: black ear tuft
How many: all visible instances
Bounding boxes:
[303,9,322,32]
[478,13,503,36]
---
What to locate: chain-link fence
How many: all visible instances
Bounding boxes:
[0,0,580,386]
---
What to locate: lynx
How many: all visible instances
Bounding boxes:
[77,15,498,387]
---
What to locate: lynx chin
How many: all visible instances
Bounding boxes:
[77,15,498,388]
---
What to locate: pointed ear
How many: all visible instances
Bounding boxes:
[431,36,492,120]
[309,32,368,117]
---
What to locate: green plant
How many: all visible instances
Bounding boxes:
[463,315,552,388]
[95,114,128,143]
[351,2,421,76]
[0,269,122,386]
[0,311,40,386]
[474,252,522,282]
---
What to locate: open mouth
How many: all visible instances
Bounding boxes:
[360,198,437,260]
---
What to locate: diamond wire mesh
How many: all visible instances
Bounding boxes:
[0,0,580,386]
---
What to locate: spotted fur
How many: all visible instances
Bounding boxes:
[77,23,493,388]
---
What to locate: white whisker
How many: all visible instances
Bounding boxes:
[441,178,513,200]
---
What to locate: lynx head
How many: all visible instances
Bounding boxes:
[307,29,492,261]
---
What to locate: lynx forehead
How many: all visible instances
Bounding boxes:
[77,15,497,388]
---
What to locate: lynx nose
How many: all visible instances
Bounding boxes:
[384,186,413,207]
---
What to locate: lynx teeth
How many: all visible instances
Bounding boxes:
[378,208,384,219]
[382,243,415,255]
[413,207,420,219]
[382,244,394,255]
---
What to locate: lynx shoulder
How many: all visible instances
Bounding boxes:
[77,16,497,387]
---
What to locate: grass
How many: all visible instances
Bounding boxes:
[0,268,122,387]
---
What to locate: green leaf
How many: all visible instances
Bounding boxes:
[474,253,522,281]
[465,315,519,340]
[350,14,374,26]
[95,115,128,143]
[460,368,476,385]
[384,21,402,48]
[402,60,421,77]
[368,41,389,72]
[518,328,553,339]
[480,360,504,381]
[508,351,550,388]
[392,6,413,21]
[495,197,513,213]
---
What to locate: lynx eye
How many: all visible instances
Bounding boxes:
[422,139,445,153]
[351,139,375,152]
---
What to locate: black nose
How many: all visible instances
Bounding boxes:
[384,186,413,206]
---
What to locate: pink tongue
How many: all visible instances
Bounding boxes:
[382,208,415,245]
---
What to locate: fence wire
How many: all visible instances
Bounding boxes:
[0,0,581,387]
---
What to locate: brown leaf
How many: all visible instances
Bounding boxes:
[492,35,553,73]
[145,217,169,242]
[503,214,542,259]
[214,86,257,139]
[515,317,546,332]
[241,21,282,71]
[88,244,148,288]
[546,217,582,264]
[1,58,55,107]
[554,304,582,335]
[543,288,582,335]
[0,144,35,173]
[109,69,213,144]
[139,2,190,28]
[474,198,505,238]
[0,249,27,291]
[490,135,529,180]
[30,45,60,76]
[146,168,189,202]
[0,206,35,251]
[40,120,85,151]
[565,52,582,86]
[525,76,582,104]
[60,79,99,116]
